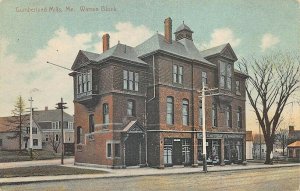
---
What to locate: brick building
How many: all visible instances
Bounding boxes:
[71,18,247,168]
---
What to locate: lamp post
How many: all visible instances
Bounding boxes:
[56,98,67,165]
[201,83,207,172]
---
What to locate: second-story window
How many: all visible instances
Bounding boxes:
[77,70,92,94]
[127,100,135,116]
[182,99,189,126]
[202,71,208,85]
[199,101,203,126]
[212,101,217,127]
[123,70,139,91]
[89,114,94,133]
[236,80,241,94]
[237,107,242,128]
[225,105,232,127]
[173,65,183,84]
[103,103,109,124]
[166,96,174,125]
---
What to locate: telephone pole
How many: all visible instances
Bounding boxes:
[56,98,67,165]
[29,97,33,159]
[199,84,219,173]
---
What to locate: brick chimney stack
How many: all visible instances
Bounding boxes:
[45,106,48,111]
[289,126,294,132]
[164,17,172,43]
[102,33,110,52]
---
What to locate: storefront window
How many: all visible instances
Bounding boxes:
[182,139,191,164]
[164,139,173,165]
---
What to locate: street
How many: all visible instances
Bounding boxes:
[0,167,299,191]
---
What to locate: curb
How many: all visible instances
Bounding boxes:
[0,164,299,186]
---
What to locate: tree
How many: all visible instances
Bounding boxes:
[11,95,27,151]
[238,53,299,164]
[48,132,61,153]
[275,128,288,156]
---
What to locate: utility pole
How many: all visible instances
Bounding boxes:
[29,97,33,159]
[56,98,67,165]
[199,83,219,173]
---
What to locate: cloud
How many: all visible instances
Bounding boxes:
[0,22,153,116]
[200,28,241,50]
[260,33,280,52]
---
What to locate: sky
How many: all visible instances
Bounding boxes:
[0,0,299,133]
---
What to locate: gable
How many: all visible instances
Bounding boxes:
[71,50,91,70]
[123,120,145,134]
[220,44,238,62]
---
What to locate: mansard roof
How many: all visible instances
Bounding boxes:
[135,33,213,66]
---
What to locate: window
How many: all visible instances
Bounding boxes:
[225,105,232,127]
[77,126,83,144]
[236,81,240,94]
[237,107,242,128]
[77,69,92,94]
[212,101,217,127]
[89,114,95,133]
[173,65,183,84]
[123,70,139,91]
[202,71,208,85]
[127,100,135,116]
[114,143,120,158]
[45,137,49,142]
[166,97,174,125]
[68,122,74,129]
[33,139,38,146]
[182,99,189,126]
[164,139,173,165]
[199,101,203,126]
[26,127,30,134]
[103,103,109,124]
[107,143,112,158]
[219,62,232,90]
[55,134,59,142]
[32,127,37,134]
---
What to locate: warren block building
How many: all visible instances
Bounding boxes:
[71,18,247,168]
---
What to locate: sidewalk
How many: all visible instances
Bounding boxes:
[0,161,299,185]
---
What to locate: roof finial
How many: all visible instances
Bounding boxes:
[118,40,120,44]
[183,21,184,24]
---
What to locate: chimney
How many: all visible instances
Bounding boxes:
[45,106,48,111]
[102,33,110,52]
[164,17,172,43]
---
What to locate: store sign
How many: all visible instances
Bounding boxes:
[197,133,244,139]
[174,139,181,142]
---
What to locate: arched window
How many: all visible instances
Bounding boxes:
[89,114,94,133]
[166,97,174,125]
[103,103,109,124]
[182,99,189,126]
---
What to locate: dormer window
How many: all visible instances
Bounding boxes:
[220,62,232,90]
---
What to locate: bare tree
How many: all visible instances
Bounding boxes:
[238,53,300,164]
[275,128,288,156]
[48,132,61,153]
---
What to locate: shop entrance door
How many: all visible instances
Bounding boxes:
[172,139,182,165]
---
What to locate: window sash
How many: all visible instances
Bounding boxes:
[107,143,112,158]
[182,100,189,126]
[166,97,174,125]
